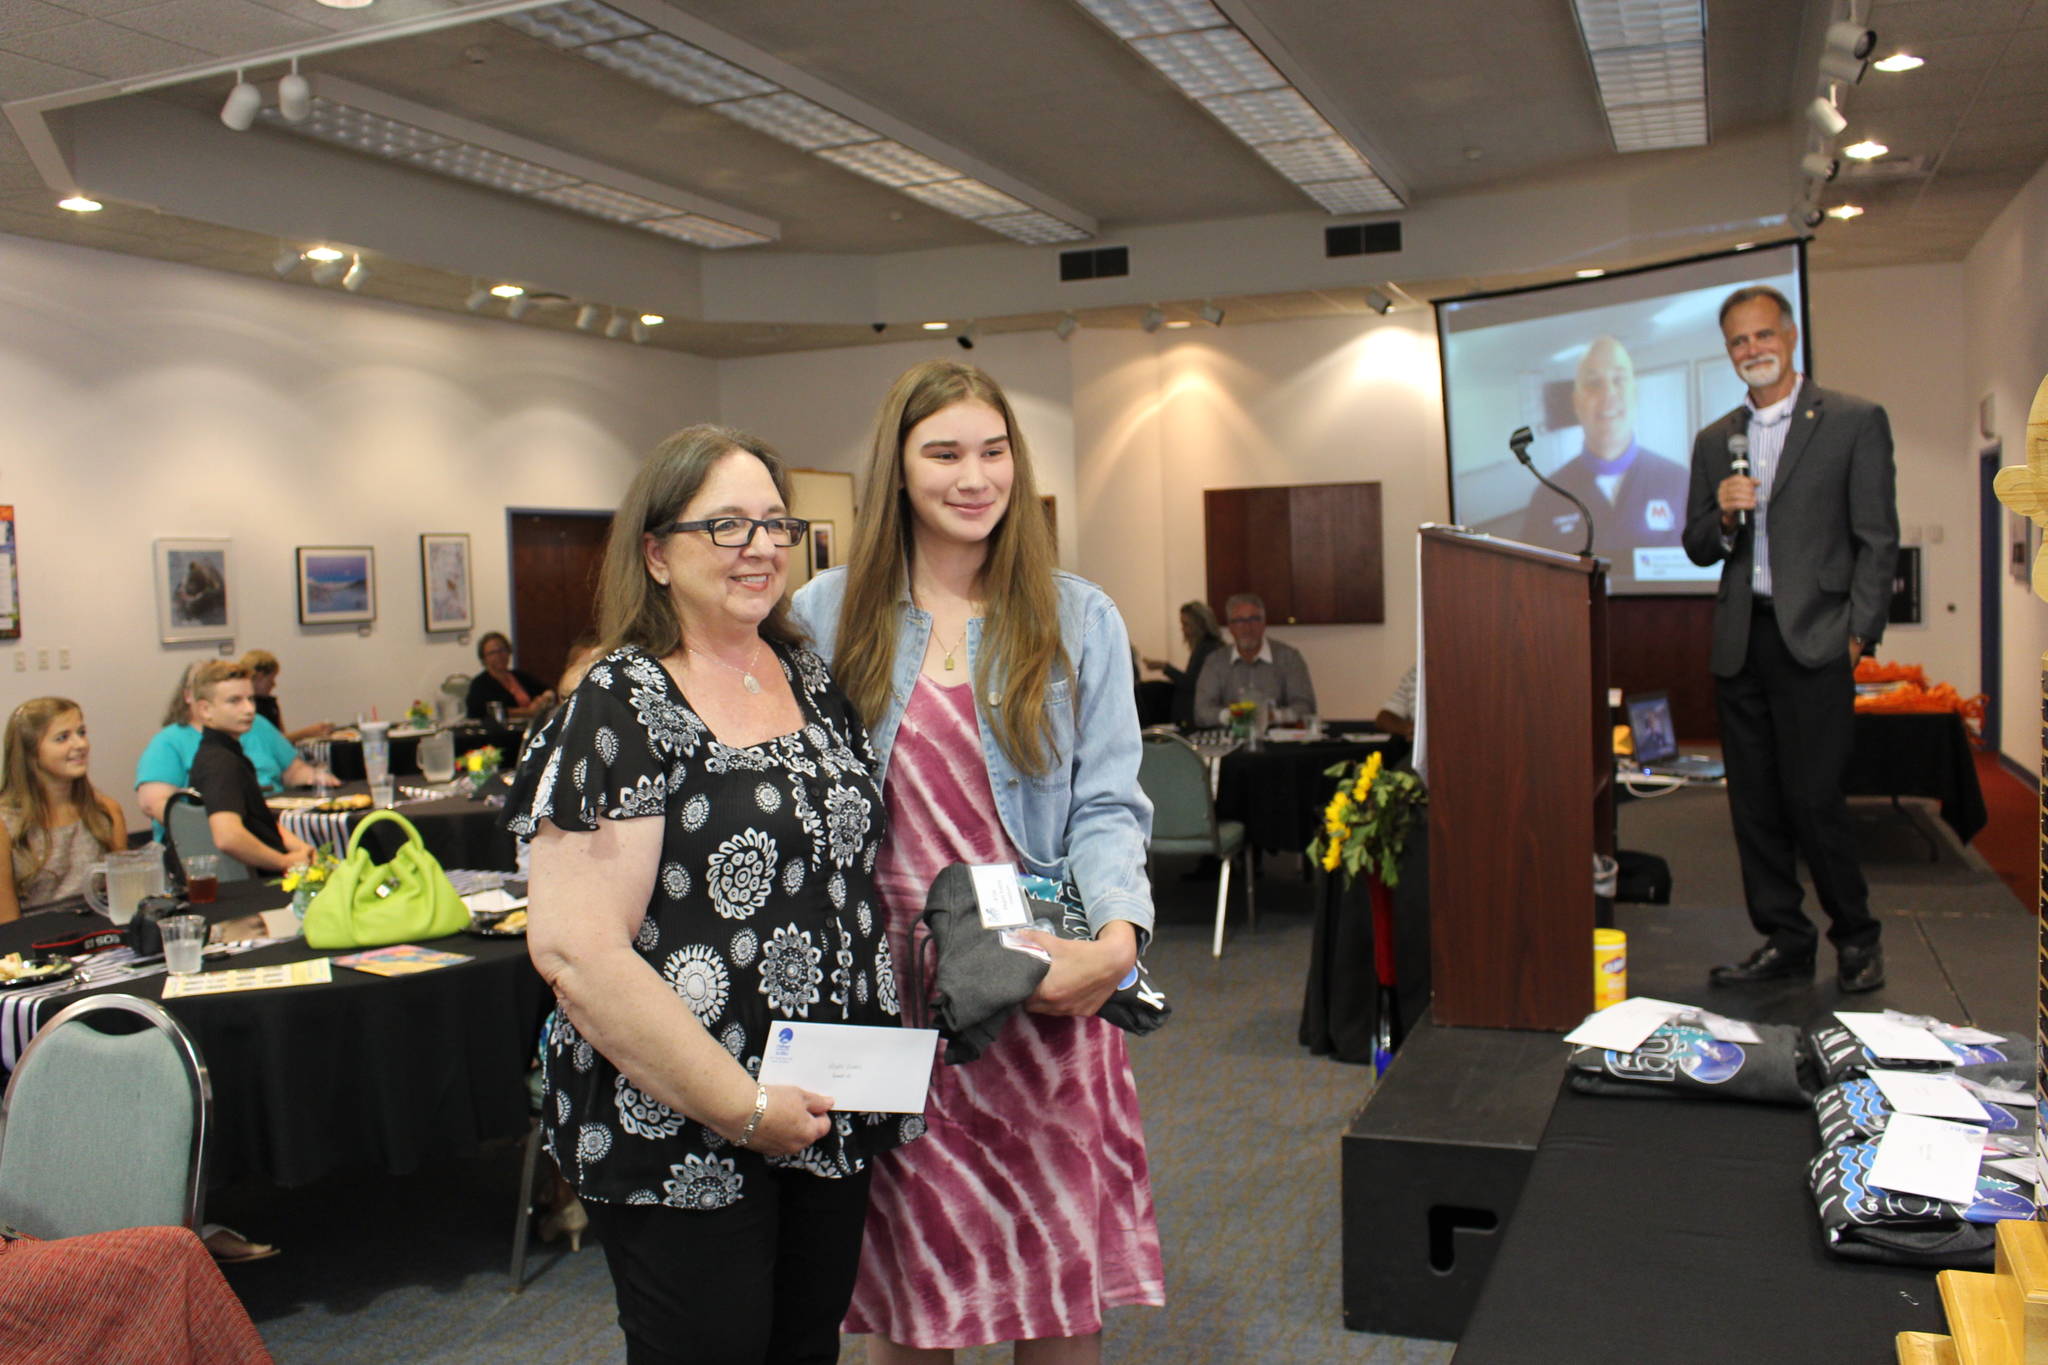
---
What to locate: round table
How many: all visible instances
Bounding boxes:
[271,779,518,872]
[0,881,547,1186]
[1215,737,1394,853]
[322,721,522,781]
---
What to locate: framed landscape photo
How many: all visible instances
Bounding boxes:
[297,546,376,626]
[420,533,473,633]
[155,538,235,644]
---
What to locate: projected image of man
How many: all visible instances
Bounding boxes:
[1519,336,1689,587]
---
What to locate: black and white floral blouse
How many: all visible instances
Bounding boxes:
[506,642,921,1209]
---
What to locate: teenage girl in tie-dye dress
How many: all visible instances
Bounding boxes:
[793,359,1163,1362]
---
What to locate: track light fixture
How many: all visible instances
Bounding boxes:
[575,304,601,332]
[1801,153,1841,183]
[1805,97,1848,139]
[465,285,490,312]
[1199,302,1225,327]
[272,248,302,277]
[1819,49,1868,84]
[1365,288,1393,316]
[1825,21,1877,60]
[506,294,533,320]
[1055,314,1079,342]
[1797,204,1825,230]
[871,322,887,334]
[341,255,366,292]
[309,254,347,286]
[220,71,261,131]
[606,311,629,340]
[1140,307,1165,334]
[278,59,312,123]
[956,324,977,351]
[630,319,650,344]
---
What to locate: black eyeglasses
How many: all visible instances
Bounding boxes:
[653,516,810,548]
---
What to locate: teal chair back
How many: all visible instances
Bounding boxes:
[164,789,252,883]
[0,995,210,1239]
[1139,734,1216,847]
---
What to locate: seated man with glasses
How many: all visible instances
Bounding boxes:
[1192,592,1317,725]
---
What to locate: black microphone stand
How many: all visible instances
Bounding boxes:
[1508,426,1596,557]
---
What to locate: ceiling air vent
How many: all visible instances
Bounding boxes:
[1059,245,1129,282]
[1326,222,1402,258]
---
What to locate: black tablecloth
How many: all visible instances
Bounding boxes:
[324,722,522,781]
[1215,738,1392,854]
[1845,711,1987,842]
[1455,1078,1945,1363]
[0,882,547,1187]
[1300,823,1431,1064]
[273,781,518,872]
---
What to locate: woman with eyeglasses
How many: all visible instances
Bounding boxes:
[467,632,556,722]
[507,424,915,1365]
[793,361,1162,1364]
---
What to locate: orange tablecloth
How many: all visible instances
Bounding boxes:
[0,1226,269,1364]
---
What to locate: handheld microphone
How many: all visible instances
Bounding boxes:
[1508,426,1596,557]
[1727,411,1753,530]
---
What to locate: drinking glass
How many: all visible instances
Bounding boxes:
[85,849,158,925]
[371,777,397,809]
[161,914,208,975]
[184,854,221,905]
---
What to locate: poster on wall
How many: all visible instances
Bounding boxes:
[297,546,377,626]
[155,538,235,644]
[809,521,835,576]
[420,533,473,633]
[0,506,18,640]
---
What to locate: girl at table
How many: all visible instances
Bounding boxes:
[792,359,1163,1363]
[0,697,126,922]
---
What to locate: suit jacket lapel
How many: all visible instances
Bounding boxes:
[1770,379,1823,498]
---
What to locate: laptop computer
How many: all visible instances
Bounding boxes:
[1623,691,1725,780]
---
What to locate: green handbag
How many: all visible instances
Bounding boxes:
[301,809,470,950]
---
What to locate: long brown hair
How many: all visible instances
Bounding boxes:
[1,698,117,885]
[835,360,1066,773]
[595,424,806,660]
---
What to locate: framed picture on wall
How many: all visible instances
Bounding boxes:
[420,533,473,633]
[154,538,235,644]
[296,546,376,626]
[810,521,836,575]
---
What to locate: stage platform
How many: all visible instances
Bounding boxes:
[1342,786,2034,1356]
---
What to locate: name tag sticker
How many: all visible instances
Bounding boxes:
[968,862,1030,929]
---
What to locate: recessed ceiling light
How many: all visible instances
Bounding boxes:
[1843,139,1888,160]
[489,283,526,298]
[315,0,376,8]
[56,196,102,212]
[1576,268,1605,278]
[1872,53,1924,73]
[1164,319,1194,329]
[639,313,665,325]
[922,321,949,331]
[1826,204,1864,220]
[304,246,346,262]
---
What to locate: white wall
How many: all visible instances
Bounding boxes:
[1965,156,2048,772]
[1806,264,1976,695]
[0,232,717,827]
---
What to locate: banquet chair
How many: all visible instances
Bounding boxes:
[1137,732,1253,957]
[163,789,254,884]
[0,995,211,1240]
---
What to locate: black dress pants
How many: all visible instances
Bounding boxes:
[1715,605,1878,953]
[583,1164,872,1365]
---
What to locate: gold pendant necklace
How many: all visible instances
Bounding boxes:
[686,639,765,694]
[938,625,967,671]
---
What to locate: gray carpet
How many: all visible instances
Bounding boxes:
[214,858,1448,1364]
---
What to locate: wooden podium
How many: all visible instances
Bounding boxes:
[1420,526,1613,1031]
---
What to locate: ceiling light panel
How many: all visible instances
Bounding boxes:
[712,93,873,150]
[1253,135,1373,183]
[583,34,776,104]
[1199,88,1328,145]
[1075,0,1226,39]
[641,214,773,248]
[898,178,1031,219]
[263,98,453,157]
[1130,28,1284,97]
[499,1,651,49]
[530,180,679,222]
[980,211,1092,244]
[406,144,578,194]
[1570,0,1709,153]
[815,139,956,188]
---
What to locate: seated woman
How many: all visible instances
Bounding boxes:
[1143,600,1227,730]
[465,632,555,722]
[0,697,126,921]
[239,650,334,743]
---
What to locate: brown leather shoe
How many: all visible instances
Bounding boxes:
[1708,942,1816,985]
[1838,943,1885,994]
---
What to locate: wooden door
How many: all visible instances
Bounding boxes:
[509,511,612,689]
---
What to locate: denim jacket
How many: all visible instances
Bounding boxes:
[791,567,1155,941]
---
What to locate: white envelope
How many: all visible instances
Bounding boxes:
[755,1023,939,1114]
[1867,1113,1986,1205]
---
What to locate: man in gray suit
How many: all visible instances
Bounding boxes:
[1682,285,1898,993]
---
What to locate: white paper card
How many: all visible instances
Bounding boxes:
[1835,1011,1958,1065]
[1868,1114,1987,1205]
[1696,1010,1761,1044]
[755,1023,939,1113]
[462,888,528,913]
[1986,1157,2039,1184]
[1959,1077,2037,1108]
[1562,997,1692,1053]
[1938,1026,2009,1046]
[1869,1070,1992,1123]
[968,862,1030,930]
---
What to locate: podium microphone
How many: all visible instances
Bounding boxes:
[1509,426,1597,557]
[1727,414,1753,531]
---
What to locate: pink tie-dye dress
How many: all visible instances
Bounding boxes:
[843,676,1165,1348]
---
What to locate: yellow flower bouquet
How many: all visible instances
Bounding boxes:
[1307,751,1427,888]
[279,846,341,914]
[462,744,504,795]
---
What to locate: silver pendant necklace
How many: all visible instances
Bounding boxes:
[687,639,765,694]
